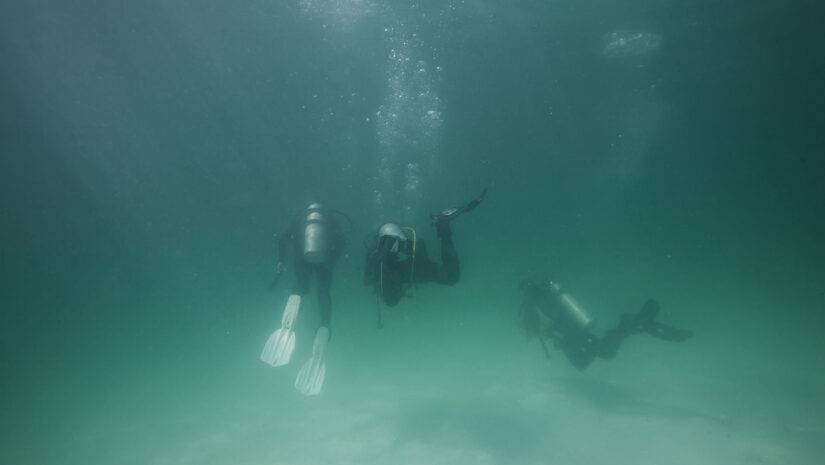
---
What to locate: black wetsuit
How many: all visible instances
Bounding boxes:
[365,223,459,306]
[278,213,346,327]
[520,280,693,371]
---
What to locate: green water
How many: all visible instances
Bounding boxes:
[1,1,823,464]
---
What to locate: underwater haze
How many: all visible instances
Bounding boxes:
[1,0,824,464]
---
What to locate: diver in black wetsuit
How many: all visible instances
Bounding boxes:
[519,279,693,371]
[275,203,348,329]
[261,202,351,395]
[365,189,486,311]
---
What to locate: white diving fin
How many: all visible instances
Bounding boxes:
[295,326,329,396]
[260,294,301,367]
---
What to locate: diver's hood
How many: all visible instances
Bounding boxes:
[378,223,406,241]
[377,223,410,261]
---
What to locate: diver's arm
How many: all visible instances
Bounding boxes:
[277,221,299,268]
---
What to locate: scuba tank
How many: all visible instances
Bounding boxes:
[303,203,327,264]
[547,281,595,329]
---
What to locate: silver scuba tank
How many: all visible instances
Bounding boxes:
[547,281,595,329]
[303,203,327,264]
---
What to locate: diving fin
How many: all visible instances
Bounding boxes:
[430,188,487,226]
[635,299,694,341]
[295,326,329,396]
[260,294,301,367]
[647,322,694,342]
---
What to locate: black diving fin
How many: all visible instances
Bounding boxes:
[647,322,694,342]
[430,188,487,226]
[636,300,694,341]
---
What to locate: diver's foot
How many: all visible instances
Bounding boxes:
[618,300,660,334]
[317,324,332,342]
[430,211,456,238]
[430,208,461,227]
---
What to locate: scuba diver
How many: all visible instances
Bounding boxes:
[519,279,693,371]
[365,189,487,326]
[260,202,349,395]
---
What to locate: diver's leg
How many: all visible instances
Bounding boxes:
[558,332,599,371]
[597,299,693,360]
[291,257,312,296]
[636,299,660,330]
[436,223,460,285]
[316,263,333,328]
[598,329,624,360]
[294,264,333,396]
[596,305,648,360]
[427,189,486,286]
[562,341,596,371]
